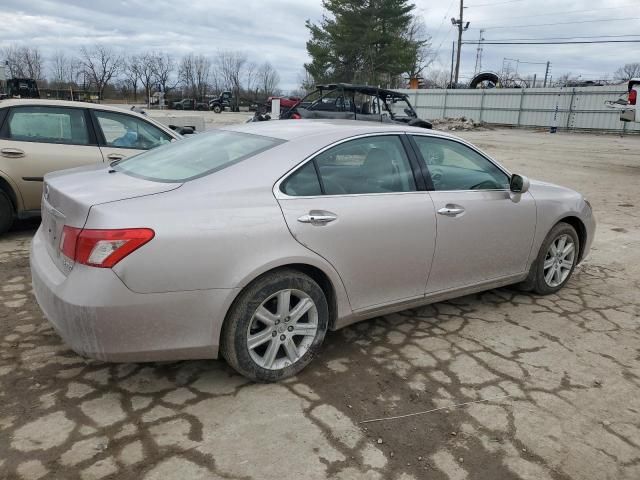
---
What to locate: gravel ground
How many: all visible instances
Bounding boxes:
[1,128,639,480]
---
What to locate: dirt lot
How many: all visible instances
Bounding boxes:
[1,127,639,480]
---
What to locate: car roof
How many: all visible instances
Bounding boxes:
[222,119,459,142]
[0,98,178,136]
[313,83,408,98]
[0,98,148,117]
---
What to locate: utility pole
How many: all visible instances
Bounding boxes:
[449,41,455,88]
[451,0,470,87]
[543,61,551,87]
[474,29,485,76]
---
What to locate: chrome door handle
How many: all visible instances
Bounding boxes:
[437,206,465,217]
[297,211,337,225]
[1,148,25,158]
[107,153,125,160]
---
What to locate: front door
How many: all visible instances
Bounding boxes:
[90,110,174,164]
[0,105,103,211]
[411,135,537,293]
[277,134,436,311]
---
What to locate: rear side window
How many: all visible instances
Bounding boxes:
[315,136,416,195]
[3,106,89,145]
[281,136,416,196]
[282,162,322,196]
[115,130,283,182]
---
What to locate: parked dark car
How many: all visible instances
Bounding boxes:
[170,98,209,111]
[253,84,431,129]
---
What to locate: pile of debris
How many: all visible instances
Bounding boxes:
[430,117,491,131]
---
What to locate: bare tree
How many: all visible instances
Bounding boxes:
[3,45,45,79]
[133,53,156,106]
[50,51,79,88]
[614,63,640,82]
[554,72,579,87]
[404,17,433,82]
[178,54,196,96]
[257,62,280,98]
[123,55,141,102]
[216,50,247,110]
[245,61,258,99]
[424,68,450,89]
[297,68,315,93]
[152,53,176,97]
[79,45,121,100]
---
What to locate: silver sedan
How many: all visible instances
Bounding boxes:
[30,121,595,381]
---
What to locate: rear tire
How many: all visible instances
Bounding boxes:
[0,191,14,235]
[522,222,579,295]
[221,269,328,382]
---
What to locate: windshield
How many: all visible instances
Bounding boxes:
[384,96,416,120]
[114,130,284,183]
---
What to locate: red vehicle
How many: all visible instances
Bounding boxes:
[265,96,301,112]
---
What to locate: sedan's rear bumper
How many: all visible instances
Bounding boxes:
[30,226,237,362]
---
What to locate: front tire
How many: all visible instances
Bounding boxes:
[221,269,328,382]
[526,222,579,295]
[0,191,14,234]
[212,104,222,114]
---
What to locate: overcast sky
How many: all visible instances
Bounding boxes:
[0,0,637,91]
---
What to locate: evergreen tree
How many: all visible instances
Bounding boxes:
[305,0,425,87]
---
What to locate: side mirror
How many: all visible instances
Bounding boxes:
[510,174,530,194]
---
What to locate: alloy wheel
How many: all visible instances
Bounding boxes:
[543,234,575,287]
[246,289,318,370]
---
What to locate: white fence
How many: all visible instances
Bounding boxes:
[396,86,639,133]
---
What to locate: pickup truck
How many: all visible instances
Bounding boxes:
[170,98,209,111]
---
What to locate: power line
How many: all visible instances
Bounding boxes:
[431,0,458,58]
[487,34,640,41]
[476,16,640,30]
[463,39,640,45]
[504,4,636,20]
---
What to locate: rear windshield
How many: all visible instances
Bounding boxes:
[114,130,284,182]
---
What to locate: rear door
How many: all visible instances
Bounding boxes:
[276,134,436,311]
[0,105,103,211]
[410,134,536,293]
[90,110,174,164]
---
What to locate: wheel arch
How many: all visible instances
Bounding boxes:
[557,215,587,263]
[0,174,19,212]
[226,262,347,331]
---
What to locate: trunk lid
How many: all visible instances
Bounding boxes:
[41,164,181,274]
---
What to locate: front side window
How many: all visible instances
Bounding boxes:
[412,136,509,191]
[3,106,89,145]
[94,111,173,150]
[282,135,416,196]
[114,130,283,182]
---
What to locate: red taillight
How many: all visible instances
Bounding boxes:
[629,89,637,105]
[291,113,301,120]
[60,226,154,268]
